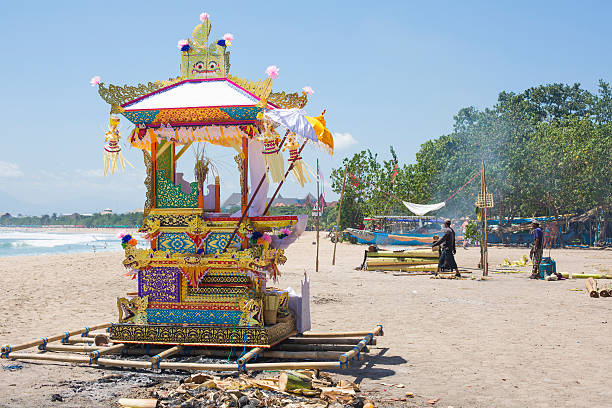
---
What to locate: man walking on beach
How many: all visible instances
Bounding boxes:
[432,219,461,277]
[530,221,544,279]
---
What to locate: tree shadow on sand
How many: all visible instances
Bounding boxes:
[328,347,406,384]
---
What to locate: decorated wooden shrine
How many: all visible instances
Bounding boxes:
[0,12,385,374]
[95,14,330,348]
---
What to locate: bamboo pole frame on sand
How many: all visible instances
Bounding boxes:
[1,322,111,356]
[3,324,383,372]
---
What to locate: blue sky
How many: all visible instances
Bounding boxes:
[1,1,610,215]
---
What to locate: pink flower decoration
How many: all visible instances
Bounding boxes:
[200,12,210,22]
[223,33,234,42]
[90,76,101,87]
[281,228,292,235]
[177,39,188,49]
[265,65,279,79]
[302,86,314,95]
[262,234,272,243]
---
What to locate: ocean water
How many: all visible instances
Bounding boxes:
[0,230,129,257]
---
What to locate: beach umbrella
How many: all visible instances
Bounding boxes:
[306,111,333,155]
[264,108,318,141]
[264,109,334,154]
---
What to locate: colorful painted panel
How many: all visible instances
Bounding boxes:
[138,267,181,302]
[206,232,242,254]
[147,309,243,325]
[158,232,196,254]
[219,106,262,121]
[153,107,233,125]
[121,110,159,124]
[155,170,199,208]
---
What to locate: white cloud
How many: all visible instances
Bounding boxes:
[76,169,105,178]
[0,161,24,178]
[333,132,357,150]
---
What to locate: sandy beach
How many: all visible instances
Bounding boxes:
[1,231,611,407]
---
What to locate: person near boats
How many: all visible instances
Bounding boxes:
[432,219,461,277]
[530,221,544,279]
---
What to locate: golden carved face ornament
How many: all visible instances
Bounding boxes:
[179,16,230,79]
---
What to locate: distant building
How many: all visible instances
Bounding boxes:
[101,208,113,215]
[0,212,11,219]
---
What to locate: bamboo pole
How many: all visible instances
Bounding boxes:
[274,344,370,353]
[7,352,238,371]
[44,345,102,353]
[286,337,377,345]
[339,332,375,364]
[151,346,182,365]
[117,399,158,408]
[89,343,125,359]
[1,322,111,355]
[482,160,489,277]
[316,158,320,272]
[302,325,383,338]
[241,135,249,214]
[237,347,263,366]
[244,361,341,371]
[66,338,95,344]
[332,165,348,265]
[562,273,612,279]
[263,140,309,215]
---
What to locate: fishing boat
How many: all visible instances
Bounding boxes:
[347,216,462,246]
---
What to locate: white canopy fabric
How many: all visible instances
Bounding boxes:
[124,79,259,110]
[402,201,446,216]
[263,108,318,141]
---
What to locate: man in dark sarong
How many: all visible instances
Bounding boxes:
[530,221,544,279]
[432,219,461,277]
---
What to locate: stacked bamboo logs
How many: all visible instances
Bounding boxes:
[585,278,612,298]
[365,249,440,273]
[1,324,384,372]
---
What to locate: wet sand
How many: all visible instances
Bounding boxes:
[0,231,611,407]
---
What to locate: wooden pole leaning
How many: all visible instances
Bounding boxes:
[151,346,182,368]
[316,158,320,272]
[0,322,112,357]
[263,140,309,215]
[237,347,263,367]
[339,330,379,367]
[332,165,348,265]
[222,133,290,253]
[483,160,489,277]
[89,343,125,363]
